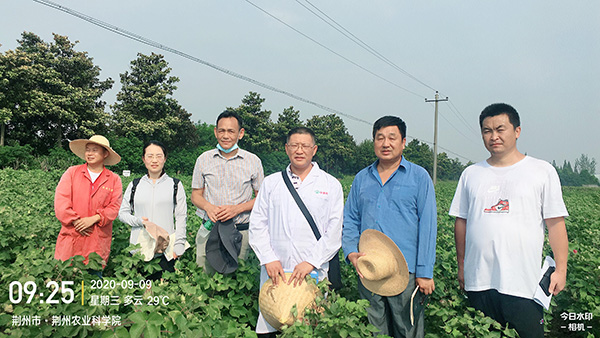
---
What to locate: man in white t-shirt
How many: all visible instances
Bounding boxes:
[449,103,569,337]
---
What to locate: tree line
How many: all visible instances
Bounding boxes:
[1,32,597,186]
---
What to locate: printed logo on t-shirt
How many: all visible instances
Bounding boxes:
[484,199,509,213]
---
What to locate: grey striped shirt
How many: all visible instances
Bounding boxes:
[192,148,264,224]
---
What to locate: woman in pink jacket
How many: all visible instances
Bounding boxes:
[54,135,123,273]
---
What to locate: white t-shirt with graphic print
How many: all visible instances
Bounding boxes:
[449,156,568,299]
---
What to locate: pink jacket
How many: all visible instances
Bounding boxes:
[54,164,122,266]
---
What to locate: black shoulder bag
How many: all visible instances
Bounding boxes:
[281,171,342,290]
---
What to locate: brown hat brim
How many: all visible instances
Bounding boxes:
[69,136,121,166]
[358,229,409,296]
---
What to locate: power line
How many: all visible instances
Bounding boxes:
[428,102,478,144]
[33,0,474,163]
[298,0,436,92]
[33,0,372,126]
[245,0,426,99]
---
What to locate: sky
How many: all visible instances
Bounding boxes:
[1,0,599,171]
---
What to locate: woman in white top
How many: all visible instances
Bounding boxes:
[118,140,188,280]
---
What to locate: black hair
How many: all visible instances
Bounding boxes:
[479,103,520,129]
[286,126,316,144]
[216,109,243,130]
[372,116,407,139]
[142,140,167,177]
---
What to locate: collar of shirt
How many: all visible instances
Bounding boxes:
[286,162,320,190]
[368,156,408,185]
[142,173,170,184]
[212,147,245,160]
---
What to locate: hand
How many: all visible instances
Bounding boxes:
[79,227,92,237]
[416,277,435,295]
[265,261,286,286]
[457,266,465,290]
[204,204,220,223]
[288,261,315,287]
[549,269,566,296]
[74,215,99,234]
[215,205,241,222]
[347,252,366,279]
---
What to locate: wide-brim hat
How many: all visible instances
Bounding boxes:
[136,221,170,262]
[357,229,409,296]
[259,272,320,330]
[205,219,242,274]
[69,135,121,166]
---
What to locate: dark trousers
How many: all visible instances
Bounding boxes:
[467,289,544,338]
[358,273,427,338]
[144,255,176,281]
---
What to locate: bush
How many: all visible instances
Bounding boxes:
[0,144,35,169]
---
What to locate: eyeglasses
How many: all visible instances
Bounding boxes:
[286,143,315,152]
[144,154,164,160]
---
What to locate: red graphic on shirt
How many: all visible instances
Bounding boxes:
[484,199,509,213]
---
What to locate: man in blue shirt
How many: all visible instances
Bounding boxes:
[342,116,437,337]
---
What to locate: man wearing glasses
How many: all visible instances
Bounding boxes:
[249,126,343,337]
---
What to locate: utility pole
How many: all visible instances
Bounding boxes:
[425,91,448,185]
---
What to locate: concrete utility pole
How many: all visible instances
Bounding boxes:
[425,91,448,185]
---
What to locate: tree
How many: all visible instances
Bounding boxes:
[403,139,433,175]
[306,114,356,176]
[235,92,275,155]
[273,106,303,150]
[436,152,465,180]
[110,52,197,150]
[0,32,113,152]
[353,139,377,172]
[574,154,596,175]
[554,158,599,186]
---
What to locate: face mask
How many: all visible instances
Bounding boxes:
[217,143,239,154]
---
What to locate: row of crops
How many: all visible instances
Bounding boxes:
[0,169,598,337]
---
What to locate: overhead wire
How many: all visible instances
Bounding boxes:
[426,102,479,144]
[33,0,474,162]
[447,99,480,135]
[33,0,371,125]
[298,0,437,92]
[245,0,426,99]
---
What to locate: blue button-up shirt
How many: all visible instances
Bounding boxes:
[342,156,437,278]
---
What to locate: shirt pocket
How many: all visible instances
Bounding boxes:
[390,185,417,214]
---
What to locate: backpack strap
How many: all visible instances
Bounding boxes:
[172,178,180,214]
[130,176,180,215]
[129,177,142,215]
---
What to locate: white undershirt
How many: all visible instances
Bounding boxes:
[88,169,101,183]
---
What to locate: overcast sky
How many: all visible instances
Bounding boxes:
[2,1,599,170]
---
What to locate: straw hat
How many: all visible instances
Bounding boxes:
[357,229,409,296]
[259,273,320,330]
[69,135,121,165]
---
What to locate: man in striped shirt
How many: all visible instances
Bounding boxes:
[192,110,264,273]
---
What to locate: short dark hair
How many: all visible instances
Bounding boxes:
[216,109,243,130]
[287,126,316,144]
[372,116,406,139]
[479,103,520,129]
